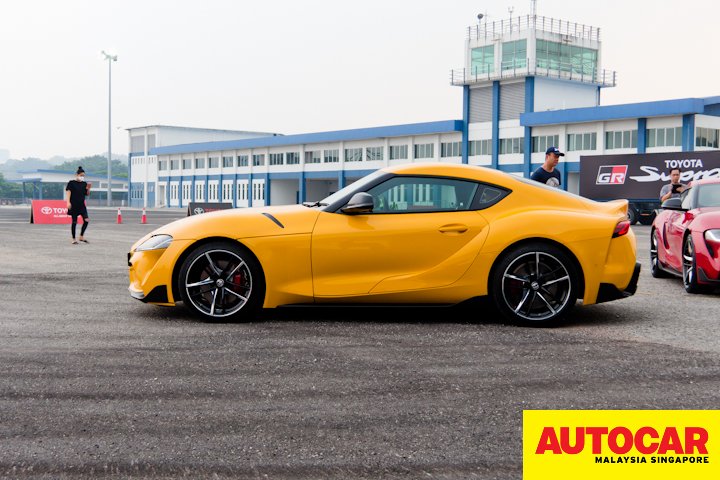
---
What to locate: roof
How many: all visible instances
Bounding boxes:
[150,120,464,156]
[521,96,720,127]
[126,125,281,136]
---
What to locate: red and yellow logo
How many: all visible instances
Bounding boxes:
[524,410,718,479]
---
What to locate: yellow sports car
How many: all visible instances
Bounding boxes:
[128,163,640,326]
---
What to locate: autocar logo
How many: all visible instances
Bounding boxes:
[193,207,205,215]
[596,165,628,185]
[41,206,53,215]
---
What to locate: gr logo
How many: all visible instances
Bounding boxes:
[596,165,628,185]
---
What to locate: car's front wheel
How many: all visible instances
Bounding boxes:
[489,243,578,326]
[682,235,706,294]
[650,228,670,278]
[178,241,265,321]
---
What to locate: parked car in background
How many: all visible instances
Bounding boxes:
[651,178,720,293]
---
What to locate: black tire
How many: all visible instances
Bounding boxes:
[178,241,265,321]
[627,207,638,225]
[489,243,578,327]
[682,236,707,294]
[639,212,655,225]
[650,228,670,278]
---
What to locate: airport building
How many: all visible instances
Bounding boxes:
[127,13,720,209]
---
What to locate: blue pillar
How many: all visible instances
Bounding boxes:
[338,170,346,189]
[461,85,470,164]
[205,174,209,201]
[233,174,237,208]
[178,175,183,208]
[523,77,535,177]
[637,118,647,154]
[166,180,170,207]
[248,173,253,206]
[219,172,223,204]
[682,114,695,152]
[191,177,196,202]
[299,172,306,203]
[491,81,500,170]
[265,173,271,206]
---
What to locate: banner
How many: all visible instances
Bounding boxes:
[30,200,84,224]
[579,151,720,200]
[187,202,233,216]
[524,410,718,479]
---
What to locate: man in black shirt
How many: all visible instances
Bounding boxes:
[530,146,564,188]
[65,166,91,244]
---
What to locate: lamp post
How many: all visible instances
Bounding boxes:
[101,50,117,206]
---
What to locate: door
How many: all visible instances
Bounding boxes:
[311,175,491,297]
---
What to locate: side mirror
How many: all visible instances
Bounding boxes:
[341,192,374,214]
[661,197,685,211]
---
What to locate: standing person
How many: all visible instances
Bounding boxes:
[659,167,686,202]
[65,166,91,244]
[531,146,564,188]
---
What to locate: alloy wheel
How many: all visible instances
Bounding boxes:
[184,249,253,317]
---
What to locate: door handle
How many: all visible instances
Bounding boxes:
[438,224,468,234]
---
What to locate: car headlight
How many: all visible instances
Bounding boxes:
[704,229,720,257]
[135,234,173,252]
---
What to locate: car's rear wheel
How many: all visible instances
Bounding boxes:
[490,243,578,327]
[682,236,706,294]
[178,242,265,321]
[650,228,670,278]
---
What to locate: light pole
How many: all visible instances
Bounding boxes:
[101,50,117,206]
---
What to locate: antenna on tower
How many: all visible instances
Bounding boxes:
[508,6,514,32]
[531,0,537,19]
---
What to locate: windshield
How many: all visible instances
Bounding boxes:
[697,183,720,208]
[317,170,386,207]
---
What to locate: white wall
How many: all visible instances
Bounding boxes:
[534,77,598,112]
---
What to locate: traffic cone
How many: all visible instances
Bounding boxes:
[141,208,147,224]
[117,207,122,224]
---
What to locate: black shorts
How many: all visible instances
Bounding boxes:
[68,206,89,220]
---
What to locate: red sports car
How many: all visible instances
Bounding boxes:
[651,178,720,293]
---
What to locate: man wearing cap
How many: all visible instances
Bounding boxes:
[65,166,91,244]
[531,146,564,188]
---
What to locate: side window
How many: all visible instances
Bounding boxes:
[680,187,693,210]
[473,185,510,209]
[365,176,479,213]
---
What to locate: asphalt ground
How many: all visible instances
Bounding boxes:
[0,206,719,479]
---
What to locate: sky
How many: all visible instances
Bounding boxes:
[0,0,718,160]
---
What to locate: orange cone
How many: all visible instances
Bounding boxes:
[117,207,122,224]
[141,207,147,224]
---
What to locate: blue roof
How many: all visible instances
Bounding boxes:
[150,120,463,155]
[521,97,720,126]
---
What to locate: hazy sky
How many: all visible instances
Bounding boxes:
[1,0,718,159]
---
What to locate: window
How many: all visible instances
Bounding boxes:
[158,160,168,170]
[414,143,434,159]
[170,159,179,170]
[208,157,220,169]
[182,158,192,169]
[647,127,681,148]
[286,152,300,165]
[171,184,178,200]
[323,149,339,163]
[345,148,362,162]
[696,127,720,148]
[222,183,233,201]
[237,155,249,167]
[532,135,560,153]
[389,145,408,160]
[366,146,384,161]
[366,176,479,213]
[567,132,598,151]
[499,137,524,155]
[195,183,204,201]
[471,45,494,75]
[208,183,218,201]
[468,139,491,156]
[252,154,265,166]
[269,153,284,165]
[605,129,637,150]
[195,158,206,169]
[536,40,598,77]
[501,39,527,70]
[305,151,321,164]
[222,156,234,168]
[441,142,461,158]
[237,182,249,201]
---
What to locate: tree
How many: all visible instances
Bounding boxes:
[56,155,128,179]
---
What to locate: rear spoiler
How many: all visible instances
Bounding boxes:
[592,198,629,218]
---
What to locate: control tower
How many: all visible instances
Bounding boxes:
[451,10,617,176]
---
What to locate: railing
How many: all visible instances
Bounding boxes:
[450,62,617,87]
[468,15,600,42]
